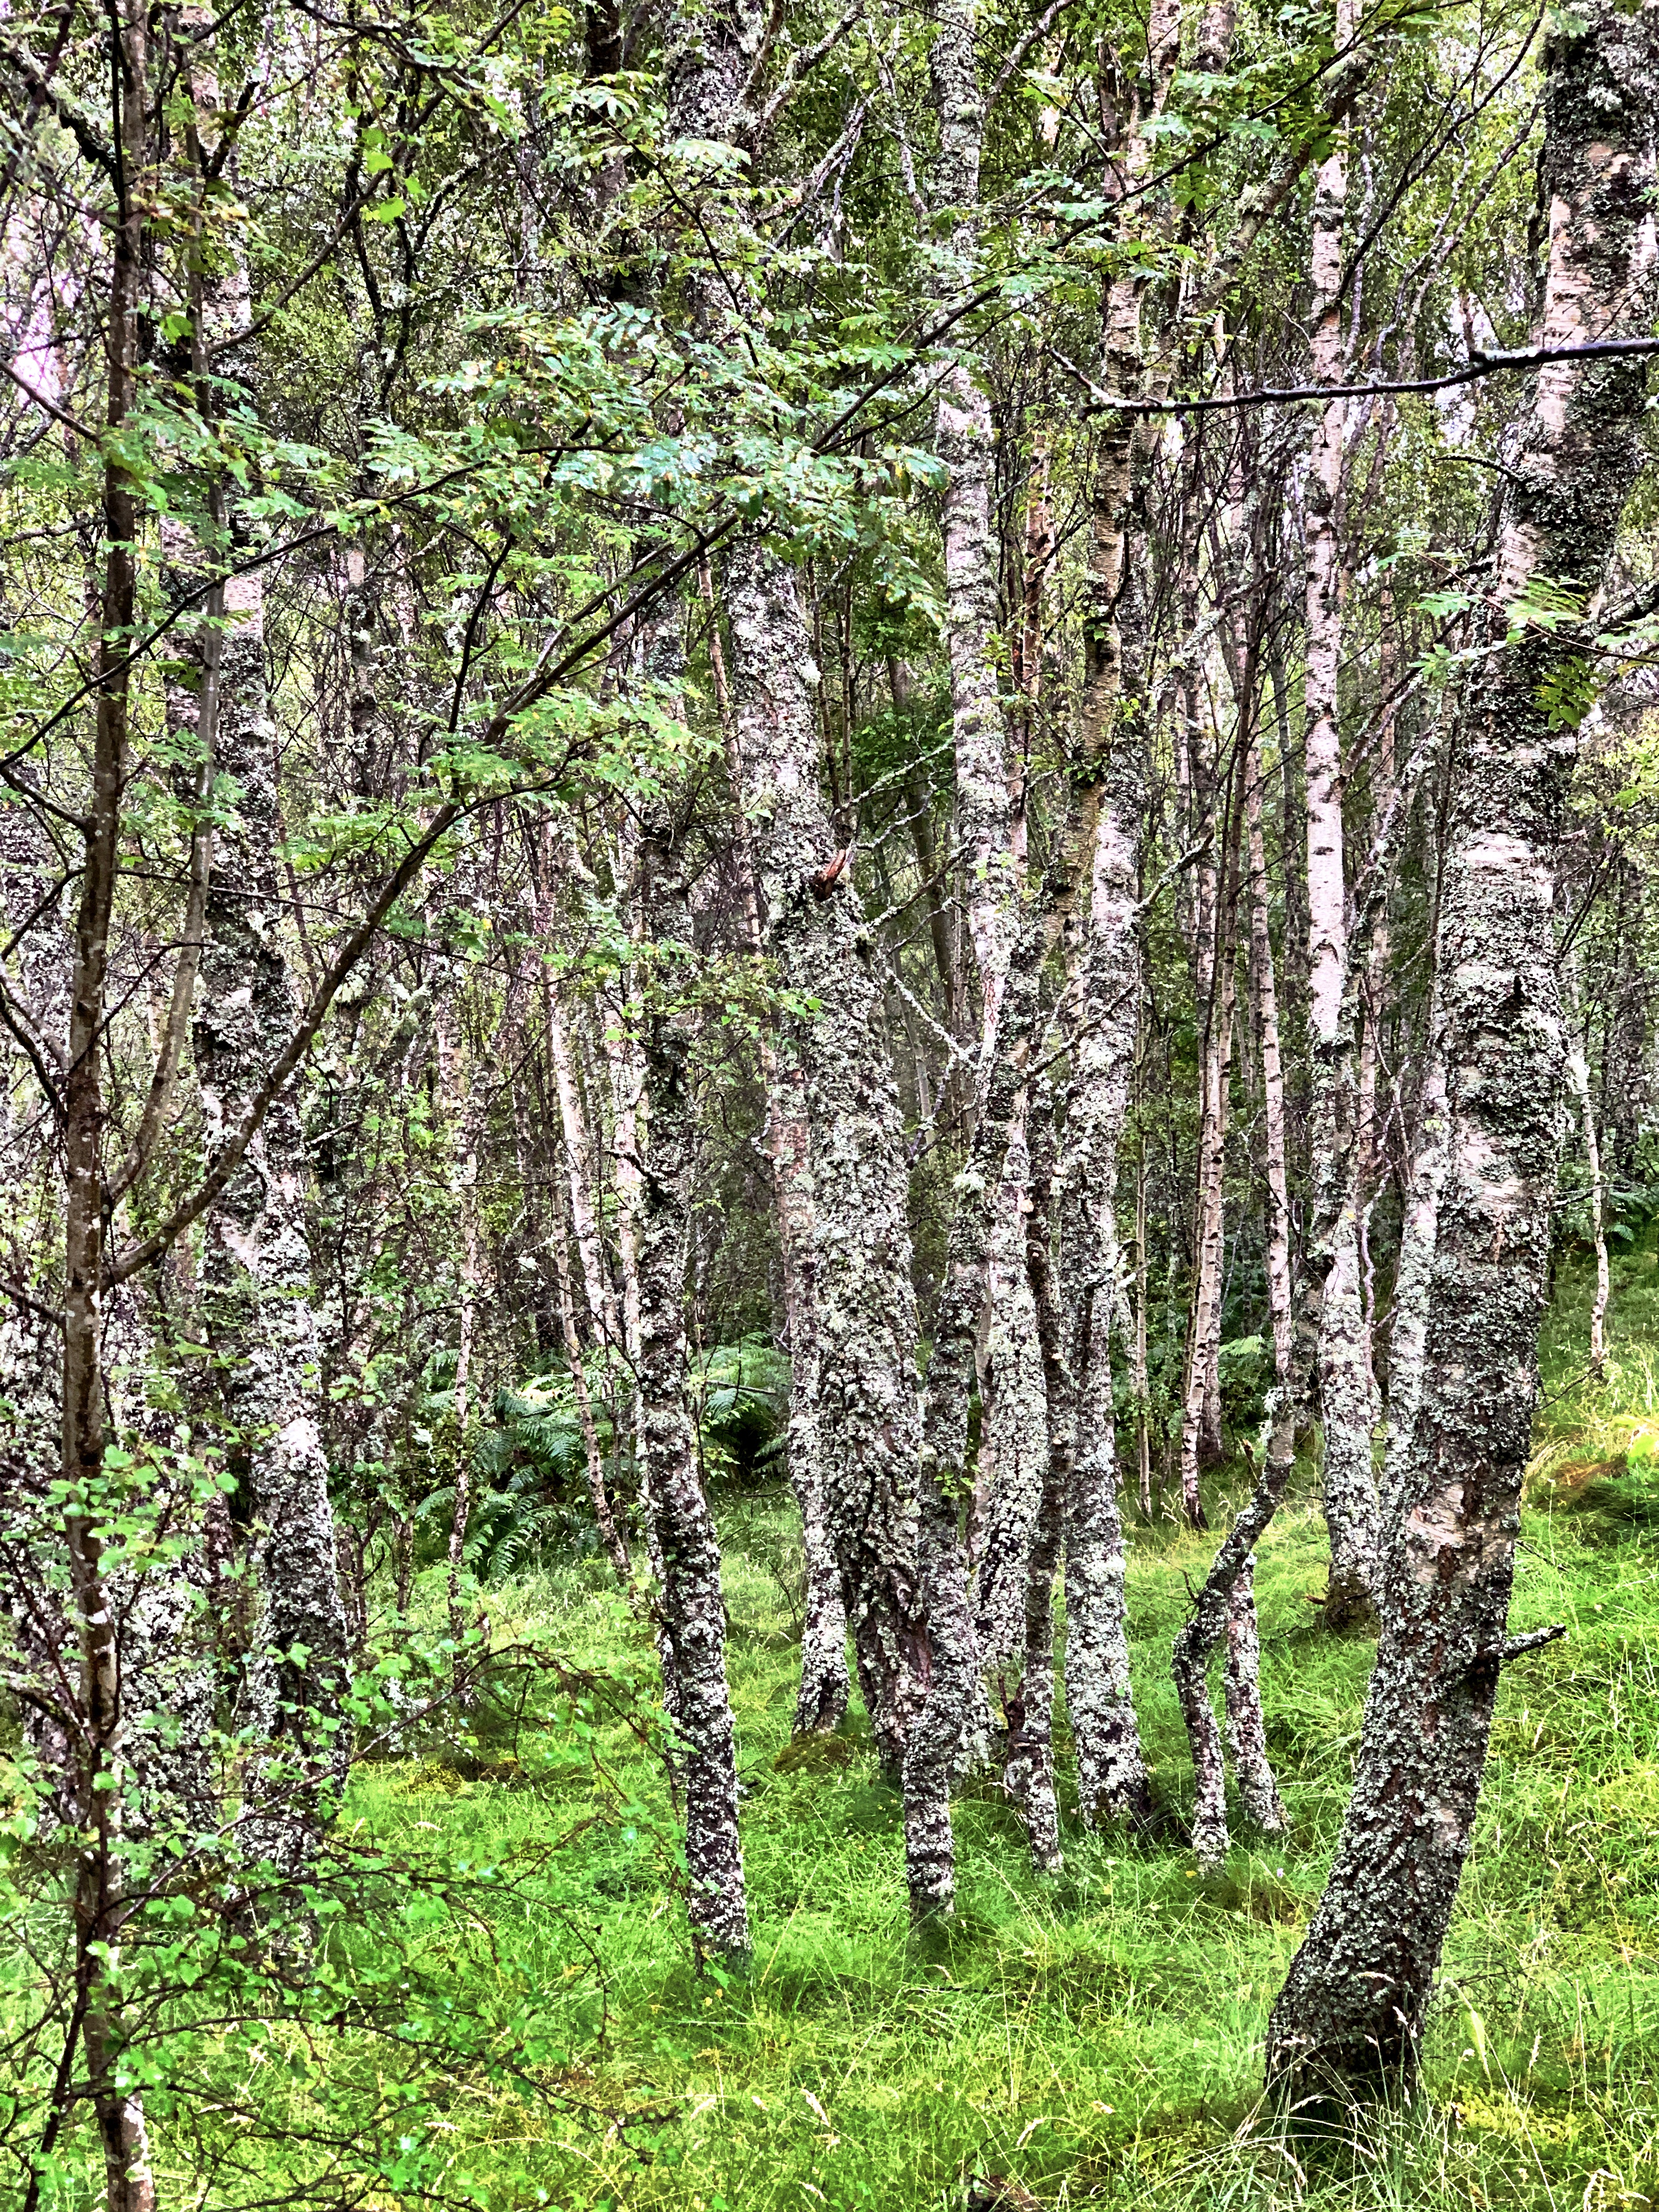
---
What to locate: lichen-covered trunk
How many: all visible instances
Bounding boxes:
[765,1047,850,1737]
[637,825,750,1967]
[971,1141,1048,1678]
[1059,753,1152,1829]
[722,540,925,1779]
[905,900,1054,1916]
[1215,733,1295,1829]
[1008,1086,1068,1875]
[928,0,1016,1036]
[1179,874,1237,1528]
[195,564,349,1866]
[705,585,848,1737]
[1269,4,1658,2092]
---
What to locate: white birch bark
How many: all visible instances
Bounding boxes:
[1300,0,1381,1627]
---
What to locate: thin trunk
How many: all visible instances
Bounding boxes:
[1009,1082,1067,1875]
[1300,0,1380,1627]
[61,3,157,2195]
[1565,957,1610,1378]
[637,818,750,1967]
[1173,1391,1296,1870]
[1180,765,1242,1525]
[547,981,622,1358]
[1269,6,1658,2092]
[435,995,483,1660]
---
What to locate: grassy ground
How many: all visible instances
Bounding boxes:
[178,1250,1659,2210]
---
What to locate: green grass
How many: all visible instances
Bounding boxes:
[137,1247,1659,2210]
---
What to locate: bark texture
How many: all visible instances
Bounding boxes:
[1009,1086,1067,1876]
[722,540,926,1780]
[1269,3,1659,2091]
[1300,0,1381,1626]
[637,822,751,1967]
[1060,750,1152,1827]
[194,563,350,1864]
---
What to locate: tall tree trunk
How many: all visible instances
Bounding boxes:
[722,541,926,1780]
[1300,0,1380,1627]
[195,555,350,1869]
[60,4,159,2194]
[704,563,847,1735]
[1060,747,1154,1829]
[1180,752,1242,1525]
[1041,0,1183,1820]
[637,817,751,1967]
[904,905,1048,1917]
[1009,1082,1068,1875]
[1269,3,1659,2094]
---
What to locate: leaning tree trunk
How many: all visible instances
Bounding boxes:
[636,817,751,1968]
[1268,0,1659,2095]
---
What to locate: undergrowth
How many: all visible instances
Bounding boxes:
[132,1246,1659,2205]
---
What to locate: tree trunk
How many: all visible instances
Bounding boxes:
[1268,3,1659,2094]
[722,539,926,1780]
[1180,765,1242,1525]
[1300,0,1380,1627]
[61,6,159,2192]
[904,902,1049,1917]
[703,565,848,1736]
[195,559,350,1870]
[637,818,751,1967]
[1009,1083,1068,1875]
[1060,750,1154,1829]
[1565,955,1610,1377]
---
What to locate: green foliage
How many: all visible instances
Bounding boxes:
[691,1334,792,1485]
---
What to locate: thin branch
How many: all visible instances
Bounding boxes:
[2,357,98,442]
[1498,1622,1567,1664]
[1078,337,1659,417]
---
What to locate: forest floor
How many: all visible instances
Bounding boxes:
[239,1251,1659,2212]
